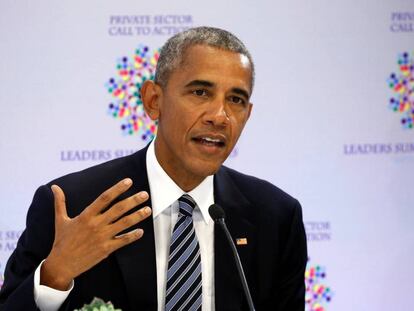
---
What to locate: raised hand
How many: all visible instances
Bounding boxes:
[40,178,151,290]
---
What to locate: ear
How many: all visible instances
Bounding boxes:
[141,80,163,120]
[246,102,253,120]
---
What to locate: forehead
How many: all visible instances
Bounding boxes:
[171,44,253,92]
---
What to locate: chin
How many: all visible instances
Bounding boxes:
[190,160,222,178]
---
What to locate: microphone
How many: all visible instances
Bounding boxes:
[209,204,255,311]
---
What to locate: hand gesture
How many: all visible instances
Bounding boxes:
[40,178,151,290]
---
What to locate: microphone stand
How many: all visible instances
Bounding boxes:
[215,218,256,311]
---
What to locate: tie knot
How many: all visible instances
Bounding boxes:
[178,194,196,217]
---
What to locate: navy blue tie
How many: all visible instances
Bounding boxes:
[165,194,202,311]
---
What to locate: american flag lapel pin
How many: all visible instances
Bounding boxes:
[236,238,248,246]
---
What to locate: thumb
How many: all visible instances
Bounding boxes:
[51,185,68,221]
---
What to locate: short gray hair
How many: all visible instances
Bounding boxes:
[154,26,255,91]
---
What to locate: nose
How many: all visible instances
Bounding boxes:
[202,97,230,127]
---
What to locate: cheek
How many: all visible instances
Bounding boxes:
[231,115,248,133]
[167,116,193,143]
[161,109,186,135]
[178,108,203,131]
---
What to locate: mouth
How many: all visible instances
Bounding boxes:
[191,135,226,148]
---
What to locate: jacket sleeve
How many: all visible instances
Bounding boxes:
[0,185,56,310]
[276,199,308,311]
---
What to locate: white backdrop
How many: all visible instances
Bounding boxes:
[1,1,413,310]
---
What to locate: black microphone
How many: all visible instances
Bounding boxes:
[209,204,255,311]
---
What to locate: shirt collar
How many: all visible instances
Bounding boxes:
[146,140,214,224]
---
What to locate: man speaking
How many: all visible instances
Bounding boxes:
[0,27,307,310]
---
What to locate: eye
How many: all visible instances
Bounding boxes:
[192,89,208,97]
[230,96,246,105]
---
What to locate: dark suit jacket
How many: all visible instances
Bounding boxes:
[0,147,307,311]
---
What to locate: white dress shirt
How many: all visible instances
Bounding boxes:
[34,140,215,311]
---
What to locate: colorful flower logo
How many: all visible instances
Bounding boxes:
[387,51,414,129]
[0,264,4,289]
[305,259,333,311]
[106,44,159,141]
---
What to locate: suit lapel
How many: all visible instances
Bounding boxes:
[114,147,158,310]
[214,167,257,310]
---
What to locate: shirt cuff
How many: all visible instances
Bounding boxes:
[34,259,74,311]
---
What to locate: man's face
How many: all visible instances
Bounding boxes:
[145,44,253,190]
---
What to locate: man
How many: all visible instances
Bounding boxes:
[0,27,307,310]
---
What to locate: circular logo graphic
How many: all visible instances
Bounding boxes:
[0,263,4,289]
[106,44,159,141]
[305,259,333,311]
[387,51,414,129]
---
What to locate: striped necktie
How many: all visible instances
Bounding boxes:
[165,194,202,311]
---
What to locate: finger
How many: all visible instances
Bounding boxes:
[114,228,144,240]
[112,228,144,250]
[109,206,152,236]
[86,178,133,216]
[51,185,68,220]
[102,191,149,224]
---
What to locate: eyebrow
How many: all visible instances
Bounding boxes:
[231,87,250,100]
[184,80,250,99]
[184,80,214,88]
